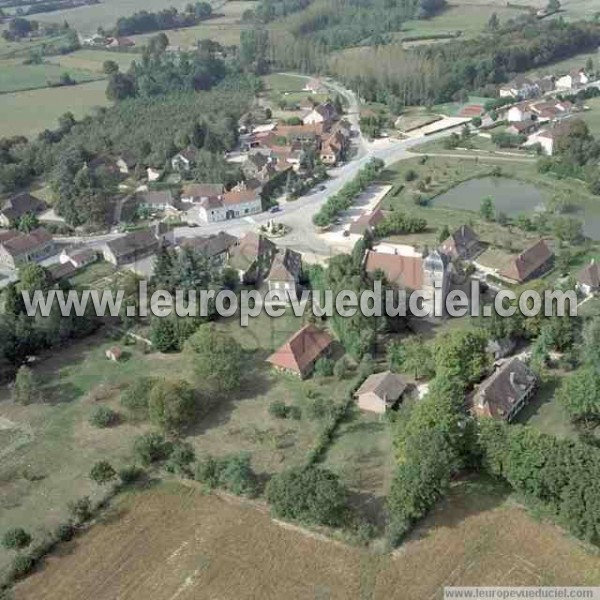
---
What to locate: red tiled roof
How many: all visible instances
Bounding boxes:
[499,239,553,282]
[222,189,260,206]
[365,251,423,290]
[267,324,333,375]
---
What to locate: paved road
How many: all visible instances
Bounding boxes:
[62,78,467,262]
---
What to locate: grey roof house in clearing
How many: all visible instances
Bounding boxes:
[179,232,237,266]
[473,358,538,422]
[354,371,407,414]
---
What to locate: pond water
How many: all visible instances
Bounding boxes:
[432,177,547,215]
[432,176,600,240]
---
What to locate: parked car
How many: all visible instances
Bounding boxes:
[270,205,281,213]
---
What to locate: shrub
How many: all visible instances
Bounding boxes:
[287,405,302,420]
[195,452,257,496]
[148,378,196,434]
[133,432,172,465]
[164,441,195,476]
[55,523,75,542]
[89,461,117,485]
[333,357,349,380]
[2,528,31,551]
[404,169,418,182]
[305,396,336,420]
[118,465,145,485]
[268,400,289,419]
[89,405,119,428]
[120,376,157,416]
[10,554,34,579]
[266,466,347,526]
[67,497,92,524]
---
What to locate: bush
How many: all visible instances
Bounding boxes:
[195,452,257,496]
[314,357,334,377]
[266,466,347,526]
[121,376,157,416]
[55,523,75,542]
[404,169,418,182]
[148,378,196,434]
[268,400,290,419]
[89,461,117,485]
[133,432,172,465]
[89,405,119,428]
[287,405,302,420]
[118,465,145,485]
[2,528,31,551]
[10,554,34,580]
[164,441,196,476]
[333,357,349,380]
[67,497,92,524]
[305,396,336,420]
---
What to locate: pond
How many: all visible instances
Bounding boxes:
[432,176,547,215]
[432,176,600,240]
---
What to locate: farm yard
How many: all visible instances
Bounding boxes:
[11,477,600,600]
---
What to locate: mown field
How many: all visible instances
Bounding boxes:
[0,61,101,93]
[0,79,109,138]
[46,50,140,73]
[12,477,600,600]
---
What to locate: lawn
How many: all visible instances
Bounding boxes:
[68,261,118,288]
[515,377,579,441]
[13,476,600,599]
[46,50,140,73]
[0,79,109,138]
[0,61,101,93]
[262,72,309,93]
[377,156,547,252]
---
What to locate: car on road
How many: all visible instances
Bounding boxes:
[317,184,326,191]
[269,205,281,213]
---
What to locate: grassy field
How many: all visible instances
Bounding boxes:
[0,61,101,93]
[575,98,600,137]
[128,1,261,47]
[263,72,309,93]
[12,476,600,599]
[0,79,109,138]
[397,4,524,43]
[0,312,356,575]
[377,156,550,253]
[46,50,140,73]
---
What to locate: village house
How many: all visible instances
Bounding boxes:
[180,183,224,204]
[49,247,97,281]
[266,248,302,296]
[507,120,538,136]
[499,76,539,99]
[138,190,179,213]
[320,129,348,166]
[103,228,160,267]
[147,167,162,182]
[0,192,47,228]
[303,78,323,93]
[194,188,262,223]
[576,259,600,295]
[440,224,484,260]
[473,358,538,422]
[171,147,199,172]
[348,207,386,236]
[555,68,589,91]
[229,231,277,284]
[302,101,337,128]
[0,228,55,269]
[60,247,97,269]
[507,103,533,123]
[106,37,134,49]
[364,248,450,314]
[499,239,554,284]
[266,324,333,379]
[354,371,407,414]
[179,231,237,267]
